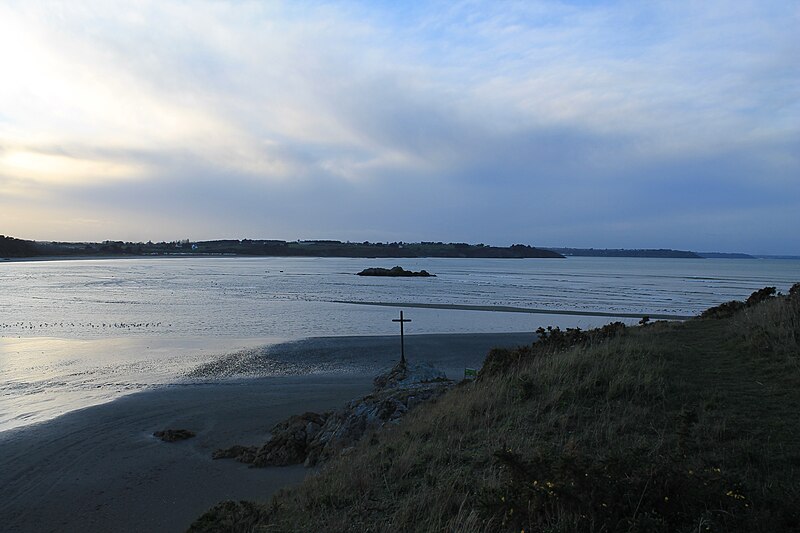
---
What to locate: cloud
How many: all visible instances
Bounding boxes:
[0,1,797,252]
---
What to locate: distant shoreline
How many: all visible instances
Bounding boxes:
[9,253,797,264]
[0,236,564,260]
[1,254,235,263]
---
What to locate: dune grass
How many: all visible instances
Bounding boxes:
[191,287,799,532]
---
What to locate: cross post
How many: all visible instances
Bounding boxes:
[392,310,412,365]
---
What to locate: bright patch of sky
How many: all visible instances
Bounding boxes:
[0,1,798,254]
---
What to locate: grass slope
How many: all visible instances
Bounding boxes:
[191,287,800,532]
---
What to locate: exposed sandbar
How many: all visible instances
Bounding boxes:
[334,300,692,320]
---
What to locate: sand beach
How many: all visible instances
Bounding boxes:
[0,333,535,532]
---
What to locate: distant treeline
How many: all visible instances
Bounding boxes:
[697,252,755,259]
[2,236,760,261]
[0,236,39,258]
[545,247,701,258]
[0,237,564,259]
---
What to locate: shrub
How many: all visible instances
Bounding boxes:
[699,300,746,319]
[479,322,627,378]
[788,282,800,301]
[700,286,778,320]
[745,286,776,306]
[477,444,777,533]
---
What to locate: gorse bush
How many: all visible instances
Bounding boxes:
[789,282,800,300]
[699,285,785,320]
[479,322,627,378]
[745,286,777,306]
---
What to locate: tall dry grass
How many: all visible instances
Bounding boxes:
[191,288,800,533]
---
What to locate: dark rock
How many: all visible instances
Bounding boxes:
[213,412,331,467]
[356,266,435,277]
[373,361,448,390]
[212,445,257,462]
[251,412,329,467]
[213,364,453,468]
[304,380,451,466]
[153,429,196,442]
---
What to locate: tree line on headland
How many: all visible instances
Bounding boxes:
[1,236,563,259]
[547,247,702,258]
[2,235,758,260]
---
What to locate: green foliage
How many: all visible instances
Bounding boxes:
[699,300,746,319]
[699,286,778,319]
[788,282,800,301]
[745,286,777,306]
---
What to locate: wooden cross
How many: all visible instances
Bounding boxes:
[392,310,411,364]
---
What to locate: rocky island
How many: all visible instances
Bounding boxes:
[356,266,435,277]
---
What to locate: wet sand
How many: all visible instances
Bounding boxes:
[335,299,691,320]
[0,332,535,532]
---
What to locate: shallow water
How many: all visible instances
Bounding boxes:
[3,256,797,338]
[1,256,797,432]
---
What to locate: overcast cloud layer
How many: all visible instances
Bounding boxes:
[1,1,798,254]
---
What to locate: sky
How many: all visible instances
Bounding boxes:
[0,1,798,254]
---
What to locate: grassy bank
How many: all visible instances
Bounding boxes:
[192,286,799,532]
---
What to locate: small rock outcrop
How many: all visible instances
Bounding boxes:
[372,360,447,389]
[213,412,326,466]
[154,429,196,442]
[213,362,452,468]
[356,266,435,277]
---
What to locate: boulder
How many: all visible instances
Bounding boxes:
[213,364,452,468]
[251,412,328,467]
[373,361,448,390]
[212,444,257,462]
[153,429,196,442]
[213,412,329,467]
[304,380,450,466]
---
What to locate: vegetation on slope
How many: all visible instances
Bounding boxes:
[192,286,800,532]
[0,235,39,258]
[2,236,564,259]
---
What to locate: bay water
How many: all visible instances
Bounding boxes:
[1,256,797,432]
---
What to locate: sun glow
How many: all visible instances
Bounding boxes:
[0,150,141,185]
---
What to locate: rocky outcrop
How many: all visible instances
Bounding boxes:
[153,429,196,442]
[213,412,326,466]
[213,362,452,468]
[372,360,447,389]
[356,266,435,277]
